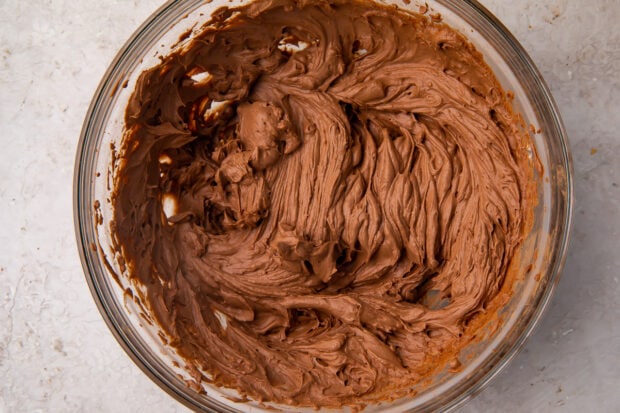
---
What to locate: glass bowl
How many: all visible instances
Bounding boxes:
[74,0,573,411]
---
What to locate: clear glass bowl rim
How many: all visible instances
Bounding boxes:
[74,0,574,411]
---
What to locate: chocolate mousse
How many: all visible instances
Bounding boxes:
[110,0,535,408]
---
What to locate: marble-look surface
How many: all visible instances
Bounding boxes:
[1,0,618,411]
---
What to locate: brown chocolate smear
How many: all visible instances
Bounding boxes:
[111,0,534,408]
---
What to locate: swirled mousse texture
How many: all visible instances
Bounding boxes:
[112,0,534,408]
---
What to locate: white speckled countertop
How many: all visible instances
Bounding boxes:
[1,0,618,411]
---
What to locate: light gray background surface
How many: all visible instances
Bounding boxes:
[1,0,618,411]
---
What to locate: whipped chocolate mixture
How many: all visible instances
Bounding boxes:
[112,0,533,407]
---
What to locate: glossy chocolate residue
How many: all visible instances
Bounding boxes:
[111,0,534,408]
